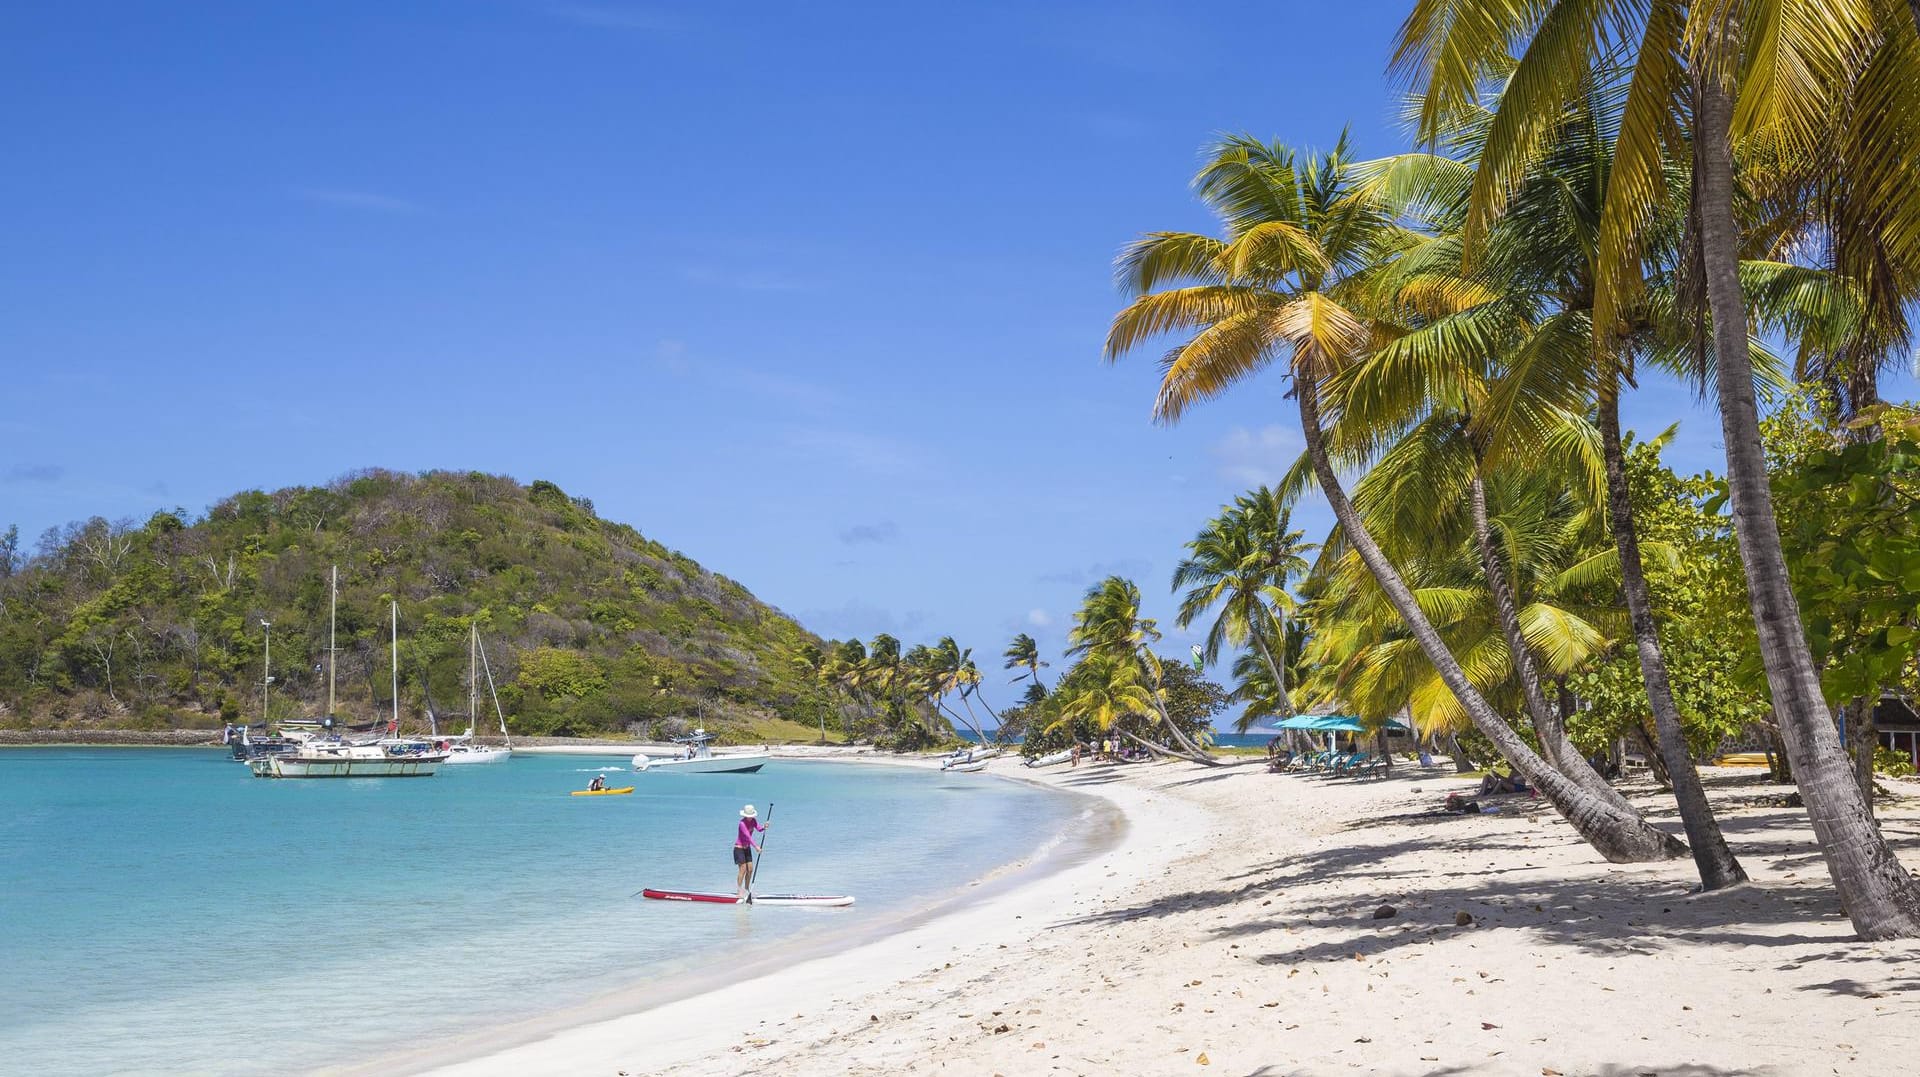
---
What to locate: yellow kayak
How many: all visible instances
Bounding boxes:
[571,787,635,796]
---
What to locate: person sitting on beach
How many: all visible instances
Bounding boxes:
[1445,792,1483,814]
[588,775,606,792]
[734,804,769,901]
[1478,770,1534,796]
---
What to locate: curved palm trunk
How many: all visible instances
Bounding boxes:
[1468,473,1637,812]
[1142,655,1220,765]
[1695,38,1920,935]
[1845,697,1878,811]
[969,686,1005,739]
[1599,388,1747,889]
[1251,612,1298,719]
[1300,379,1684,862]
[936,698,991,746]
[1447,732,1476,773]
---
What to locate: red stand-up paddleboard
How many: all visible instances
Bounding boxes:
[640,889,854,907]
[638,803,855,908]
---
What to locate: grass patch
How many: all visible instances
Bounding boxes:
[735,714,848,744]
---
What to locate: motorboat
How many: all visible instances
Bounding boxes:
[632,729,769,774]
[224,724,306,763]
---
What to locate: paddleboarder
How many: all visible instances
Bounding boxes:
[734,804,769,900]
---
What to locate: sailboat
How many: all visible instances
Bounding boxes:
[250,598,447,778]
[436,623,513,765]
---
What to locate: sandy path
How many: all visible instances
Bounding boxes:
[429,755,1920,1076]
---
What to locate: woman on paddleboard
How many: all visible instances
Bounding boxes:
[734,804,769,900]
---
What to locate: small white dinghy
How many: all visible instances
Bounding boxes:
[941,746,1001,770]
[946,759,989,773]
[1025,748,1073,768]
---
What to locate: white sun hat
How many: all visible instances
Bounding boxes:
[740,804,757,818]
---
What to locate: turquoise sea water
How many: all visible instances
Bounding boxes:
[0,748,1078,1075]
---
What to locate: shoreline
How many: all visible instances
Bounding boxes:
[410,757,1920,1076]
[383,753,1202,1077]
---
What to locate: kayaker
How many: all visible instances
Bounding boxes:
[734,804,769,900]
[588,775,606,792]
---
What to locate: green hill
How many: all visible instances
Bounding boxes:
[0,469,847,741]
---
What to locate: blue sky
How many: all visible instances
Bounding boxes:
[4,2,1913,703]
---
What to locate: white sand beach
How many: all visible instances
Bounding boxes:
[423,754,1920,1076]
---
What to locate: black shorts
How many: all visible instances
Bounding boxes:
[733,845,753,865]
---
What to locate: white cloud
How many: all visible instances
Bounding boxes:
[1210,424,1299,487]
[796,600,927,642]
[1036,558,1153,586]
[838,520,900,546]
[652,339,692,375]
[1027,608,1052,628]
[4,463,64,483]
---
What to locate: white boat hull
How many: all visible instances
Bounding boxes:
[254,755,442,778]
[439,745,512,765]
[1025,749,1073,768]
[946,760,988,773]
[632,751,771,774]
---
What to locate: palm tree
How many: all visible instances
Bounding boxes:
[1107,135,1682,860]
[1392,0,1918,937]
[1003,632,1049,695]
[1068,576,1217,763]
[864,633,908,731]
[1172,488,1315,717]
[1047,653,1158,738]
[921,637,996,745]
[791,642,831,743]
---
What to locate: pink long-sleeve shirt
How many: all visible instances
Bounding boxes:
[736,818,765,847]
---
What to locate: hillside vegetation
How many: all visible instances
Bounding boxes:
[0,469,860,740]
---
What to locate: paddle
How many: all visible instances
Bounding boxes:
[628,802,778,901]
[745,801,775,903]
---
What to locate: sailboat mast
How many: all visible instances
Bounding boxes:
[327,565,337,719]
[476,634,511,745]
[469,623,478,736]
[390,599,399,734]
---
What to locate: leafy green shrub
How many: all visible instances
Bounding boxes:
[1874,746,1916,778]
